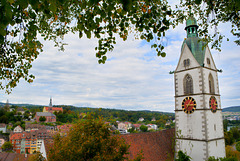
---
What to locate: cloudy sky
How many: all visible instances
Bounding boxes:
[1,6,239,113]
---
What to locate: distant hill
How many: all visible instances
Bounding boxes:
[0,102,174,114]
[222,106,240,112]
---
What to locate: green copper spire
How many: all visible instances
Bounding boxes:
[182,15,206,66]
[185,15,198,38]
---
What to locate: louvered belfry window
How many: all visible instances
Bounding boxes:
[184,74,193,95]
[184,59,190,67]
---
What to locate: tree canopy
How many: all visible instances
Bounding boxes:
[1,141,13,151]
[0,0,239,92]
[48,114,142,161]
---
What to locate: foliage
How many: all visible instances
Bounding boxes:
[175,150,191,161]
[28,152,46,161]
[0,108,22,124]
[39,116,46,122]
[225,131,235,146]
[236,142,240,152]
[225,146,240,160]
[224,127,240,146]
[223,120,228,132]
[48,114,143,161]
[0,0,239,92]
[207,156,237,161]
[60,105,174,124]
[1,141,13,151]
[54,109,78,123]
[128,127,138,133]
[140,125,148,132]
[230,127,240,141]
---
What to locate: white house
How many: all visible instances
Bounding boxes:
[13,125,24,133]
[0,123,7,133]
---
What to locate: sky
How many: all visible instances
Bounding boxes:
[1,6,240,113]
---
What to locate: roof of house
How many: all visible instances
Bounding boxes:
[120,128,175,161]
[14,125,24,131]
[0,152,33,161]
[44,107,63,112]
[10,133,23,140]
[16,107,25,112]
[25,124,46,130]
[36,112,56,117]
[133,124,141,128]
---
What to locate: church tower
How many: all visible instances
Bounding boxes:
[174,15,225,160]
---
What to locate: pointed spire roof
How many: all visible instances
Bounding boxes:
[182,14,206,66]
[49,97,52,107]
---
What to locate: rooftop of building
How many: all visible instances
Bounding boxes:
[36,112,56,117]
[120,129,175,161]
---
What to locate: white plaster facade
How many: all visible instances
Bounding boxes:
[174,31,225,160]
[13,125,24,133]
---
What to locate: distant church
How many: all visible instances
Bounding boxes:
[174,15,226,160]
[43,98,63,114]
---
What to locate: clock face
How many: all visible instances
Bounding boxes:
[182,97,197,114]
[209,96,218,113]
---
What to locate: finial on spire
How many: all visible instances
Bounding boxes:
[49,97,52,107]
[188,5,193,16]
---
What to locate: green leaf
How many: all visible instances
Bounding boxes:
[79,31,83,38]
[0,27,6,36]
[194,0,202,5]
[102,56,107,61]
[86,31,91,39]
[161,52,166,57]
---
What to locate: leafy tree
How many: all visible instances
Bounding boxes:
[230,127,240,141]
[128,127,138,133]
[1,141,13,151]
[223,120,229,132]
[0,115,8,123]
[225,131,235,146]
[48,114,142,161]
[207,156,238,161]
[225,146,240,160]
[28,152,46,161]
[0,0,239,92]
[175,150,191,161]
[39,116,46,122]
[236,142,240,152]
[140,125,148,132]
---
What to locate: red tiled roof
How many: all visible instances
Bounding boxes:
[133,124,141,128]
[44,107,63,112]
[25,124,46,130]
[0,153,33,161]
[120,129,175,161]
[10,133,22,140]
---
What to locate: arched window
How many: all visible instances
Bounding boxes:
[184,74,193,95]
[209,74,215,94]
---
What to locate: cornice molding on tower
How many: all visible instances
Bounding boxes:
[175,93,221,97]
[175,109,222,112]
[176,137,225,142]
[174,66,218,74]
